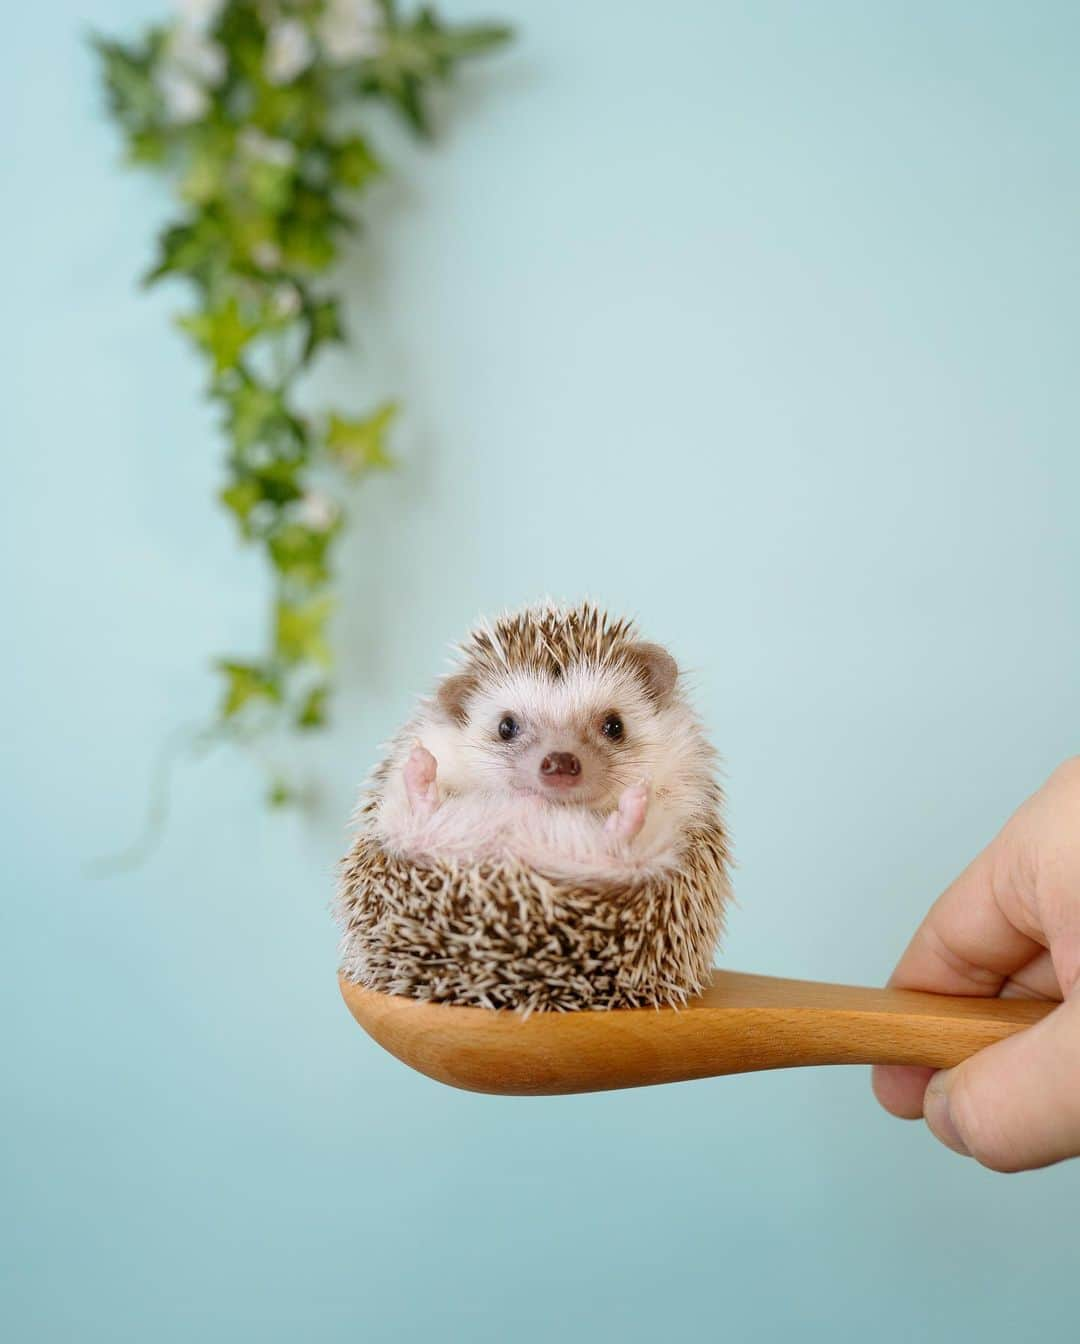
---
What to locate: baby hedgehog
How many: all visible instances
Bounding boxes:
[338,601,731,1011]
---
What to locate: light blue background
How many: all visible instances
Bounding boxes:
[4,2,1080,1339]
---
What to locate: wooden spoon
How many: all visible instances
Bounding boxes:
[339,969,1054,1096]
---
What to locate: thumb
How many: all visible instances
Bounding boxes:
[923,993,1080,1172]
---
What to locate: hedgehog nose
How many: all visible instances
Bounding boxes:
[540,751,581,778]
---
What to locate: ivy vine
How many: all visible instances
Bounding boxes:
[94,0,511,803]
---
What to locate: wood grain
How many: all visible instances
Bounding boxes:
[339,969,1055,1096]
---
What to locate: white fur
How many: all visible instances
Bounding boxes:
[374,652,717,884]
[376,791,666,882]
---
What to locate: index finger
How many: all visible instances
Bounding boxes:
[887,843,1045,996]
[872,837,1047,1119]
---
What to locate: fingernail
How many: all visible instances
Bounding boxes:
[923,1071,971,1157]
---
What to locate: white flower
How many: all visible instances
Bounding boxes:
[296,491,339,533]
[265,18,314,85]
[252,242,284,273]
[167,20,227,86]
[157,12,227,122]
[158,67,209,123]
[271,282,302,317]
[318,0,383,63]
[239,128,298,169]
[176,0,226,32]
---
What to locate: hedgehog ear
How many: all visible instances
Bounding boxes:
[436,672,476,725]
[628,642,679,706]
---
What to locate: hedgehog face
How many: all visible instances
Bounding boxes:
[434,658,677,810]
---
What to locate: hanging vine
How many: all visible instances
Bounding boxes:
[94,0,511,802]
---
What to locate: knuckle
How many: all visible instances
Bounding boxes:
[923,923,1001,993]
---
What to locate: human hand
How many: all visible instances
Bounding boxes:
[873,759,1080,1171]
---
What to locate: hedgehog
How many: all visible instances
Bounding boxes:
[337,601,731,1012]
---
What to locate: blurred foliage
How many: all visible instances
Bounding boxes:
[94,0,510,796]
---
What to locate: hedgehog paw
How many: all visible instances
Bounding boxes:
[404,744,439,820]
[605,779,649,844]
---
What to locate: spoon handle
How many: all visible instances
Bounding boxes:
[677,970,1053,1076]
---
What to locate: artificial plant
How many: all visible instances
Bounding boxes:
[94,0,510,803]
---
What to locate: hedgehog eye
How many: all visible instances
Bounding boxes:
[498,715,520,742]
[601,713,624,742]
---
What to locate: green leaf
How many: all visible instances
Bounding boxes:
[275,595,334,667]
[144,217,224,286]
[250,462,304,507]
[224,214,281,272]
[268,523,334,586]
[325,403,398,474]
[279,188,342,272]
[362,14,513,134]
[297,685,329,730]
[219,479,263,536]
[93,33,164,132]
[218,660,280,717]
[221,461,305,539]
[279,217,337,271]
[246,160,296,215]
[127,129,169,165]
[178,296,259,374]
[180,129,235,205]
[303,296,345,363]
[253,80,325,143]
[436,23,515,60]
[334,135,381,190]
[222,379,287,450]
[393,75,431,137]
